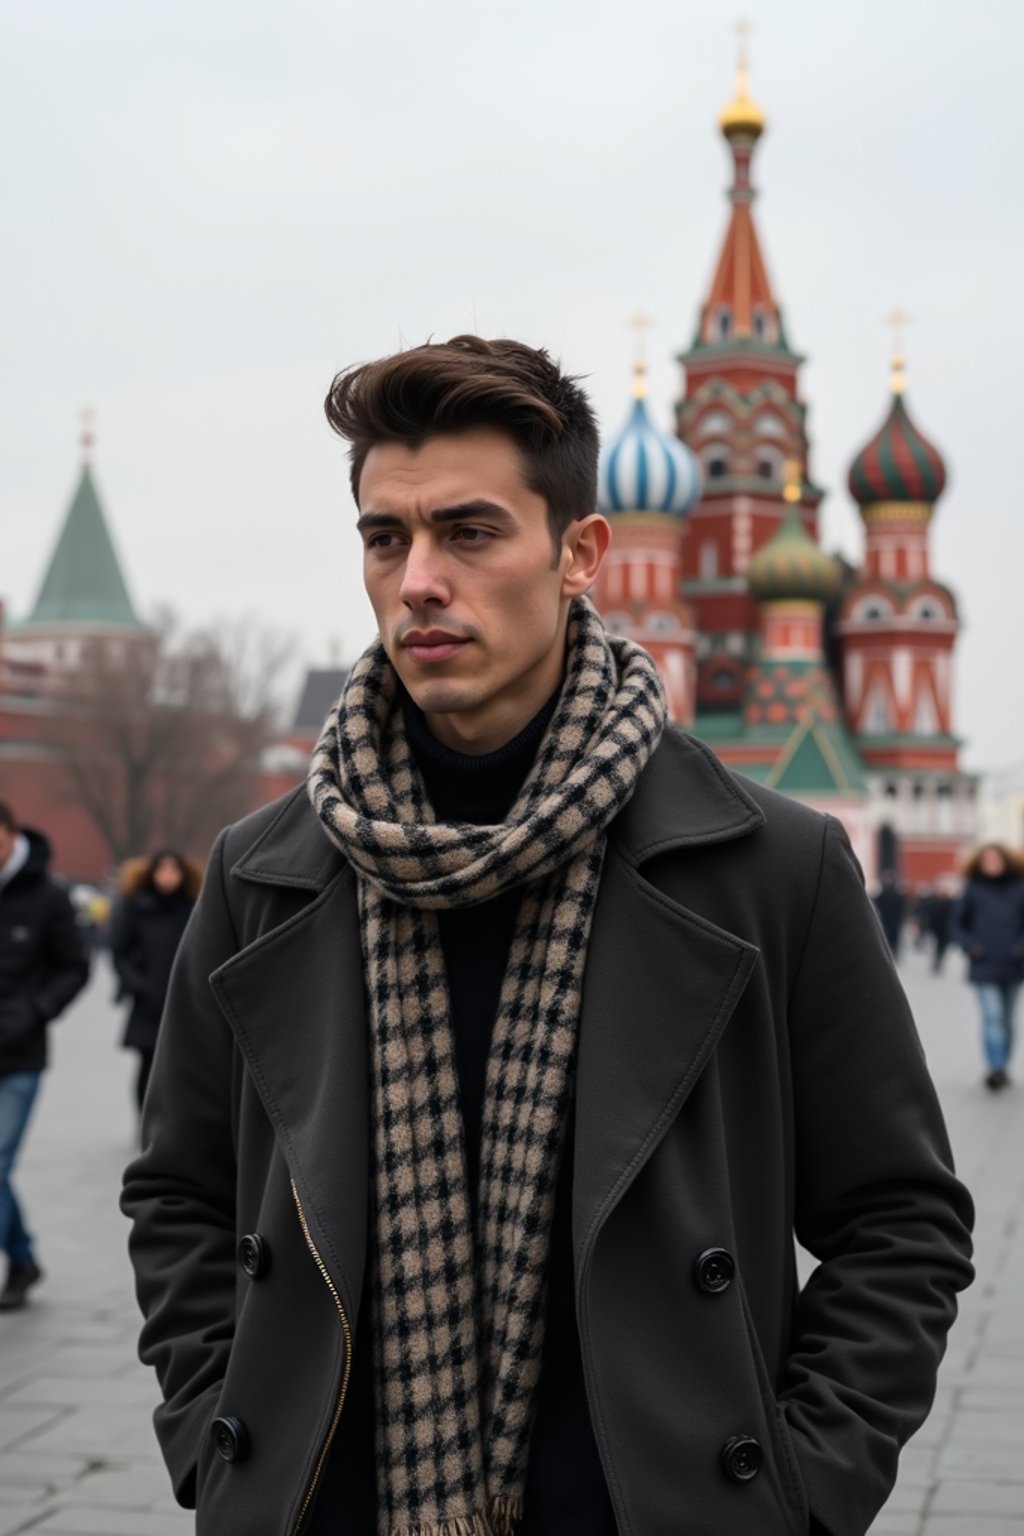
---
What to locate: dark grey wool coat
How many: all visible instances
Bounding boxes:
[121,728,973,1536]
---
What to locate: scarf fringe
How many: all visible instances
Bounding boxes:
[388,1499,523,1536]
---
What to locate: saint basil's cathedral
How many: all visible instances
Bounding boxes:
[0,54,976,885]
[592,53,975,887]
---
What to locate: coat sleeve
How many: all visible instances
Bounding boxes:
[34,884,90,1022]
[782,815,974,1536]
[120,829,239,1509]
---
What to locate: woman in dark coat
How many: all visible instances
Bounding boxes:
[111,851,202,1111]
[951,843,1024,1090]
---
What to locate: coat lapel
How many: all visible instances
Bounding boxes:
[572,729,763,1269]
[208,731,767,1307]
[210,839,369,1324]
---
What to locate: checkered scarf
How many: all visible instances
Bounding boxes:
[308,597,666,1536]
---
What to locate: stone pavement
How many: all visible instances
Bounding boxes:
[0,947,1021,1534]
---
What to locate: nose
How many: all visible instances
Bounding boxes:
[398,534,450,610]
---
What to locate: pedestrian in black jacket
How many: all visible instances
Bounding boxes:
[111,850,201,1113]
[0,802,89,1309]
[951,843,1024,1090]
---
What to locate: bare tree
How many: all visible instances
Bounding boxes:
[43,610,295,866]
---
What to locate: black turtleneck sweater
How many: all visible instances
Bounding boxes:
[313,693,617,1536]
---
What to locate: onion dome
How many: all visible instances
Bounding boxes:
[599,362,703,518]
[718,57,766,142]
[748,465,840,602]
[848,367,947,508]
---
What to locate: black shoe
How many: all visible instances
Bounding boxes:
[0,1259,43,1310]
[985,1069,1009,1091]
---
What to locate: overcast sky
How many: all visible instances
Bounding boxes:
[3,0,1020,772]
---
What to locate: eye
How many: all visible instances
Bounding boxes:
[452,525,490,544]
[365,531,401,551]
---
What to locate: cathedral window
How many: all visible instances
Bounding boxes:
[756,445,783,482]
[716,308,732,339]
[754,413,786,438]
[852,595,893,622]
[697,411,731,438]
[699,541,719,579]
[647,612,677,634]
[910,597,943,620]
[704,446,729,478]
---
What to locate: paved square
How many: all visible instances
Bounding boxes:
[0,943,1020,1532]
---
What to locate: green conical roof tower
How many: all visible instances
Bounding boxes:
[23,431,142,631]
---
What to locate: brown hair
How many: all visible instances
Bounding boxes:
[324,335,599,548]
[0,803,15,833]
[119,850,204,902]
[962,842,1024,881]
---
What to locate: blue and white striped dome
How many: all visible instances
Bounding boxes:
[599,377,703,519]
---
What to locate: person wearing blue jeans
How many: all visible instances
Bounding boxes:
[952,843,1024,1091]
[974,984,1020,1079]
[0,803,89,1308]
[0,1071,42,1274]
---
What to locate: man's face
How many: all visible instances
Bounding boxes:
[357,428,607,753]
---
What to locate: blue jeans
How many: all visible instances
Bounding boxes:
[0,1071,42,1265]
[974,984,1020,1073]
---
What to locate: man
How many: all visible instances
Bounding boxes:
[0,802,89,1308]
[122,337,973,1536]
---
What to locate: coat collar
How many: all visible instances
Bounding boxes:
[230,726,766,895]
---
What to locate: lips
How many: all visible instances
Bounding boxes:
[400,631,470,664]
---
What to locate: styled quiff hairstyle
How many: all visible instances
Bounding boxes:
[324,335,600,547]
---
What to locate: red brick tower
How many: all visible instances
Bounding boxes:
[675,46,824,716]
[838,347,974,883]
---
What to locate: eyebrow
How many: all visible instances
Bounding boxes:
[356,500,515,535]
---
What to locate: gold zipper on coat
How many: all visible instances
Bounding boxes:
[290,1179,353,1536]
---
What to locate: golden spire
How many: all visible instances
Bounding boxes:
[80,406,95,466]
[885,308,912,395]
[783,457,802,504]
[627,310,652,399]
[719,19,766,141]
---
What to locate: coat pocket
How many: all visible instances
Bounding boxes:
[736,1270,811,1533]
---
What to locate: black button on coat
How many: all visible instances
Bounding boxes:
[122,728,974,1536]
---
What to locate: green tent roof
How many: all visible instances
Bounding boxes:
[764,714,868,795]
[23,465,142,630]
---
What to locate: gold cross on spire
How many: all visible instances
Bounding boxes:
[80,406,95,465]
[627,311,653,399]
[736,16,752,68]
[884,308,912,395]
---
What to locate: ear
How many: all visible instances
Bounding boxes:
[560,513,611,598]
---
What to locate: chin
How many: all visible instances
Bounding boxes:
[402,677,484,717]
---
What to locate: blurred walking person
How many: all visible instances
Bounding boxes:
[111,851,201,1114]
[873,870,906,958]
[927,878,957,975]
[952,844,1024,1090]
[0,802,89,1309]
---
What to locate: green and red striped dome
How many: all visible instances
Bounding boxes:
[847,393,947,507]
